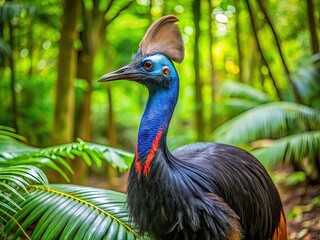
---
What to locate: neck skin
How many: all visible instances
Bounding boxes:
[136,69,179,162]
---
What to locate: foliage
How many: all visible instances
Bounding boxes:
[0,127,137,239]
[213,77,320,180]
[282,171,306,186]
[214,101,320,145]
[1,185,137,240]
[0,0,318,148]
[214,81,274,119]
[0,129,133,180]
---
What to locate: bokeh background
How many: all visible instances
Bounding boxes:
[0,0,319,238]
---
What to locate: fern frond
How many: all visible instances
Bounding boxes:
[2,184,139,240]
[215,98,262,117]
[1,136,134,182]
[218,81,273,103]
[0,128,134,227]
[252,131,320,170]
[213,102,320,145]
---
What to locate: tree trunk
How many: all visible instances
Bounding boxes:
[8,19,18,132]
[27,20,34,77]
[71,0,133,185]
[52,0,80,143]
[306,0,319,56]
[235,0,244,82]
[75,32,94,142]
[245,0,283,101]
[193,0,204,141]
[208,0,217,131]
[74,0,134,142]
[51,0,80,183]
[246,37,256,85]
[256,0,302,103]
[71,45,93,185]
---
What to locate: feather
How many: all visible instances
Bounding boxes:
[139,15,184,63]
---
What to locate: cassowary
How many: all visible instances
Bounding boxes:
[99,15,287,240]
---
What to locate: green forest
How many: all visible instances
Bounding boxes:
[0,0,320,239]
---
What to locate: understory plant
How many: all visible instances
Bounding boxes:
[0,126,139,239]
[213,65,320,182]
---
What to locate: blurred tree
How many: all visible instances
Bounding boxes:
[256,0,302,103]
[207,0,218,131]
[52,0,81,146]
[73,0,134,184]
[213,80,320,182]
[8,3,17,132]
[75,0,134,142]
[0,1,52,132]
[0,1,21,131]
[193,0,204,141]
[306,0,319,58]
[212,0,320,182]
[0,1,58,146]
[245,0,283,100]
[235,0,243,83]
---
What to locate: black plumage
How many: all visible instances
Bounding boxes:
[128,142,283,239]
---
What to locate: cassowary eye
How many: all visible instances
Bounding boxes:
[162,67,170,76]
[144,61,153,70]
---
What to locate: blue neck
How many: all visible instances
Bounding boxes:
[136,69,179,160]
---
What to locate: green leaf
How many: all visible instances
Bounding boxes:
[213,101,320,145]
[218,81,273,103]
[2,184,139,240]
[252,131,320,169]
[86,143,134,172]
[0,135,38,160]
[1,134,133,178]
[0,128,134,236]
[284,172,306,186]
[0,164,48,220]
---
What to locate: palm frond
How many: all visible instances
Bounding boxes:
[0,135,37,160]
[85,143,134,171]
[215,98,262,117]
[218,81,273,103]
[252,131,320,170]
[0,129,49,215]
[1,135,134,181]
[0,128,134,227]
[212,101,320,145]
[2,184,139,240]
[292,56,320,104]
[0,165,48,193]
[0,164,48,218]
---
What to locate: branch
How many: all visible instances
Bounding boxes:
[256,0,302,103]
[245,0,284,101]
[103,0,135,29]
[103,0,115,17]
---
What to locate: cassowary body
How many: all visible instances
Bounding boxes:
[100,16,287,240]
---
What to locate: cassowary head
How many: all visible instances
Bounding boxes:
[99,15,184,89]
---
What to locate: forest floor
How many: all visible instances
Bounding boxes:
[273,166,320,240]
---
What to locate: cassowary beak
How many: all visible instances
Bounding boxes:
[98,64,144,82]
